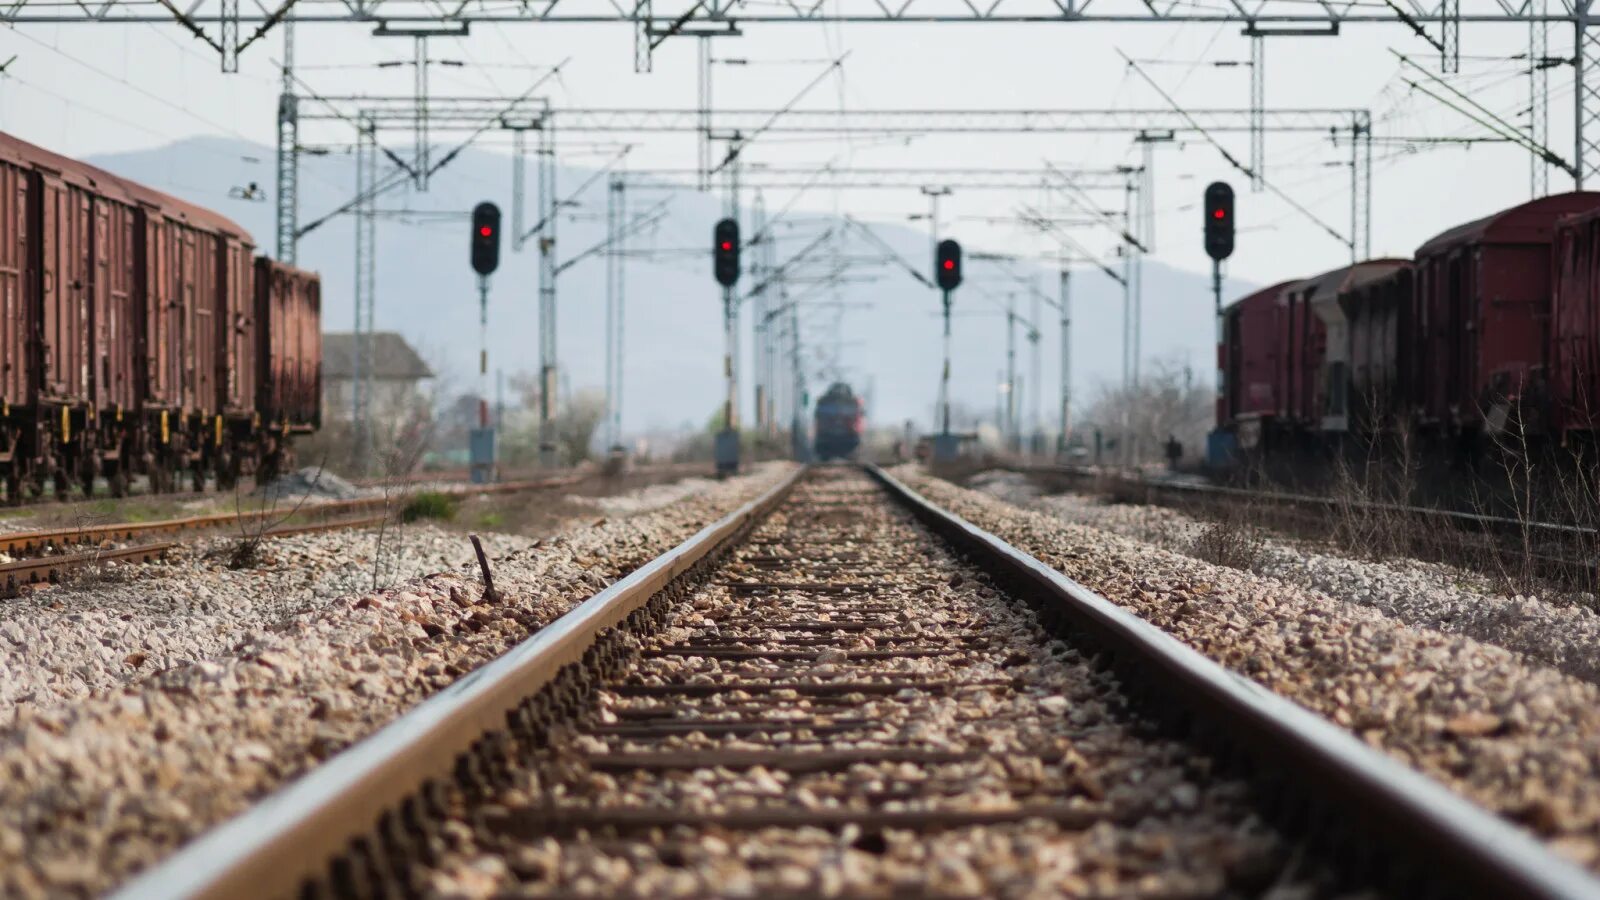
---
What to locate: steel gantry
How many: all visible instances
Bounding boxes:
[298,101,1374,255]
[15,0,1600,185]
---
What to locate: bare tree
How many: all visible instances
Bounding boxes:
[1078,354,1214,467]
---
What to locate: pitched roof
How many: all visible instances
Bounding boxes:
[322,332,435,380]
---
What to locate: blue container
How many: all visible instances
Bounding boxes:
[469,427,497,484]
[1205,429,1237,470]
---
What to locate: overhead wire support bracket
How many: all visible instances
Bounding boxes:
[1392,49,1575,175]
[842,216,935,289]
[1119,49,1355,256]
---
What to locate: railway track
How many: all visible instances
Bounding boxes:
[1021,463,1600,587]
[110,464,1600,898]
[0,473,588,597]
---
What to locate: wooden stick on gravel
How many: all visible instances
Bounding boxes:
[470,535,500,603]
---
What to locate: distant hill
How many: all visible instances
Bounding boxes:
[88,136,1256,436]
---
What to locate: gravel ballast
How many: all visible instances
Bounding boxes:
[904,466,1600,871]
[418,467,1305,898]
[0,472,732,713]
[0,463,795,898]
[967,470,1600,688]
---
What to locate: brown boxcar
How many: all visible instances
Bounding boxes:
[1295,259,1412,433]
[0,129,309,500]
[1219,280,1300,449]
[1413,192,1600,436]
[0,144,34,422]
[1552,209,1600,437]
[1337,265,1417,435]
[1279,275,1331,432]
[132,185,254,419]
[0,132,150,493]
[255,256,322,431]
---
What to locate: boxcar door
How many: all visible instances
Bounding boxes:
[220,240,254,415]
[102,201,137,413]
[0,161,29,409]
[38,176,93,405]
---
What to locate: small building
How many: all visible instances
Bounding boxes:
[321,332,435,427]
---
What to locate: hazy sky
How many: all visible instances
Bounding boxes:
[0,13,1564,292]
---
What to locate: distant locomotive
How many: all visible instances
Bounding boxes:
[813,383,864,460]
[0,131,321,502]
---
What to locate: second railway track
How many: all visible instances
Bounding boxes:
[0,472,591,597]
[116,465,1600,899]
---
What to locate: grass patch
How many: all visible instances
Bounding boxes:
[402,491,458,523]
[477,511,505,529]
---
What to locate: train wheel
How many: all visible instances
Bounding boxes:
[191,468,205,493]
[3,474,18,506]
[52,471,69,502]
[109,467,128,499]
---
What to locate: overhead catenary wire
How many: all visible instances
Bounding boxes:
[1391,49,1574,175]
[1117,48,1352,252]
[296,60,571,239]
[710,53,851,176]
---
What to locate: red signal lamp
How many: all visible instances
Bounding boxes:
[479,225,493,236]
[1212,209,1226,219]
[721,241,733,250]
[942,260,955,269]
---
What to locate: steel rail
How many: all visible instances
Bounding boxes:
[865,464,1600,899]
[110,462,1600,898]
[0,473,588,558]
[109,465,806,900]
[0,542,176,593]
[0,514,393,598]
[1021,462,1600,541]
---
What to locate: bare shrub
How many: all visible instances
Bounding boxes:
[221,458,328,570]
[1189,517,1267,572]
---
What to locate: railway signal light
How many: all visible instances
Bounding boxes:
[935,239,963,291]
[714,218,740,287]
[1204,182,1234,261]
[471,202,502,275]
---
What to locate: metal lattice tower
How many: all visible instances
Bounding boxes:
[274,20,297,263]
[352,113,378,474]
[1579,2,1600,188]
[1532,0,1551,196]
[537,119,559,466]
[604,176,626,449]
[414,36,430,190]
[1250,35,1265,191]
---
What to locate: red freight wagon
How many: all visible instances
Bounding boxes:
[0,144,33,430]
[0,129,319,501]
[1413,192,1600,437]
[1296,259,1412,433]
[0,132,146,495]
[119,178,256,489]
[1552,209,1600,437]
[255,256,322,444]
[1280,274,1333,431]
[1337,264,1417,435]
[1220,280,1300,449]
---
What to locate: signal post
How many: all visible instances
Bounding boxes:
[933,239,963,463]
[470,202,501,484]
[713,218,741,476]
[1204,181,1235,467]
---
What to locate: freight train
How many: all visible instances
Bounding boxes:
[1214,191,1600,484]
[0,132,321,502]
[813,382,864,460]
